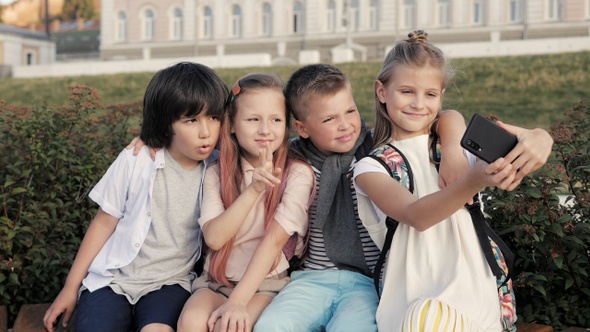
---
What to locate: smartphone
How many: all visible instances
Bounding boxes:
[460,113,518,163]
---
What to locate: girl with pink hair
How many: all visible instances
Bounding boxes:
[177,73,314,332]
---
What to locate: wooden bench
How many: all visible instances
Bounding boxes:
[517,323,554,331]
[4,303,588,332]
[1,306,7,332]
[10,303,75,332]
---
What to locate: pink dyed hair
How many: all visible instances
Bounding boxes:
[208,73,308,287]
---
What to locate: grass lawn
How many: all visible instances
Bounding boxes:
[1,51,588,130]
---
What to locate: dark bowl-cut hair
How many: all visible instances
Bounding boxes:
[139,62,228,148]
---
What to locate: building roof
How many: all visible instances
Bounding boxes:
[0,23,50,40]
[57,19,100,32]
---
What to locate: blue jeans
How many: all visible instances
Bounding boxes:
[254,269,378,332]
[75,284,190,332]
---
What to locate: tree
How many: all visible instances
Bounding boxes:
[61,0,94,21]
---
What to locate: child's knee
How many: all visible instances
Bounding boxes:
[176,309,208,332]
[254,314,298,332]
[253,315,273,332]
[139,323,174,332]
[255,304,326,332]
[328,313,377,332]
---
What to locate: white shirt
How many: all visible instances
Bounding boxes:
[353,135,500,331]
[83,147,217,292]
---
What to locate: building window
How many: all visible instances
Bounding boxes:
[172,8,183,40]
[293,2,304,34]
[116,11,127,42]
[438,0,450,27]
[547,0,562,20]
[26,52,34,65]
[327,1,336,32]
[473,0,485,25]
[203,6,213,39]
[262,3,272,36]
[403,0,416,29]
[369,0,379,30]
[350,0,360,31]
[232,5,242,37]
[509,0,523,23]
[143,9,155,41]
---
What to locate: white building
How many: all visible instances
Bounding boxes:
[99,0,590,64]
[0,24,55,76]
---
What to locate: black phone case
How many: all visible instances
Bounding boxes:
[460,113,518,163]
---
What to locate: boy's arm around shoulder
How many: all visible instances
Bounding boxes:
[126,136,159,159]
[43,209,119,331]
[497,121,553,190]
[436,112,553,191]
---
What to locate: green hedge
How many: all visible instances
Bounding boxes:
[484,99,590,330]
[0,85,139,326]
[0,86,588,329]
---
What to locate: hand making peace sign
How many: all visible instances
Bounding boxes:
[250,146,282,194]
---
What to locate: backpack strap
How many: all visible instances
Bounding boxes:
[466,196,512,281]
[355,130,375,161]
[367,144,413,297]
[430,137,514,285]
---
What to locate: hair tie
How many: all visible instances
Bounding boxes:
[226,80,241,106]
[231,81,241,97]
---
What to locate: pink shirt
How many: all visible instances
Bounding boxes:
[199,158,314,281]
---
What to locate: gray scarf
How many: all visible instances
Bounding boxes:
[291,122,371,276]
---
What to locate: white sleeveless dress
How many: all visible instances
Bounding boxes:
[353,134,502,332]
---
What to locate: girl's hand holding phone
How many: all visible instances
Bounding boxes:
[473,157,516,191]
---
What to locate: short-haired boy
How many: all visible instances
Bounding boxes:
[43,62,228,332]
[254,63,383,331]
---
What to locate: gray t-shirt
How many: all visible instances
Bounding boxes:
[109,149,202,303]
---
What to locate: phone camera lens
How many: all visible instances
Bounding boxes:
[466,139,481,151]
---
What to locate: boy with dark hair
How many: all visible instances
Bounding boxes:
[43,62,228,332]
